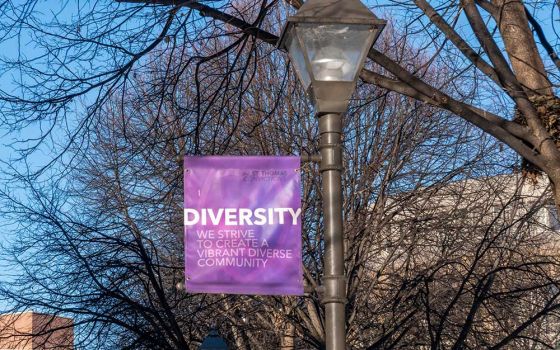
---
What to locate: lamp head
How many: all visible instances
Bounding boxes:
[278,0,386,113]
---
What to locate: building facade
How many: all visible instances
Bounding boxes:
[0,312,73,350]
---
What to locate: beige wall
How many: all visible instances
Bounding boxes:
[0,312,73,350]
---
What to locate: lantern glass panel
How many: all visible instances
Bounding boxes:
[286,31,312,89]
[297,23,373,82]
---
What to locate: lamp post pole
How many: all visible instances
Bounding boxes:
[278,1,385,346]
[319,112,345,350]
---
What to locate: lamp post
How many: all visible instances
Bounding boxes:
[278,1,385,348]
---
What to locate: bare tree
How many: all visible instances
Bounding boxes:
[2,0,560,349]
[1,0,560,207]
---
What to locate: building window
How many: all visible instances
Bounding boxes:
[547,205,560,231]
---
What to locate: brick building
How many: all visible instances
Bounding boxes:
[0,312,73,349]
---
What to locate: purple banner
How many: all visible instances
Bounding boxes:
[184,156,303,295]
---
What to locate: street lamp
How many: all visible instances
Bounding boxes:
[278,0,385,349]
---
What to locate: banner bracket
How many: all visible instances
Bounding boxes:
[301,154,322,163]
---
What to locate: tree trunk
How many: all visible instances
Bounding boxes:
[491,0,560,195]
[280,323,295,350]
[493,0,553,96]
